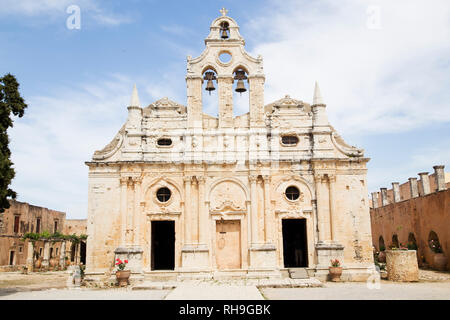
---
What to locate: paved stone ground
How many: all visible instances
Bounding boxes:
[165,283,264,300]
[1,269,449,300]
[0,288,171,300]
[260,281,450,300]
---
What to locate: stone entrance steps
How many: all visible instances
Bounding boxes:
[288,268,310,279]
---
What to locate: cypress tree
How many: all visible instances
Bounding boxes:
[0,73,27,212]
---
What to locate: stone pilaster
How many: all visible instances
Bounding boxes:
[328,174,338,242]
[418,172,430,195]
[433,165,446,191]
[218,77,234,128]
[249,175,259,244]
[183,176,192,245]
[314,173,331,242]
[26,241,34,271]
[409,178,419,198]
[249,76,265,127]
[380,188,389,206]
[262,175,272,243]
[371,192,379,208]
[392,182,401,203]
[197,176,207,245]
[59,241,66,267]
[120,177,128,246]
[186,76,203,128]
[42,241,50,268]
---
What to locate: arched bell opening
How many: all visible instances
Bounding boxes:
[219,21,230,39]
[202,68,219,117]
[232,67,249,117]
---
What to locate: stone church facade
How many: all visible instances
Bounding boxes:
[85,10,375,281]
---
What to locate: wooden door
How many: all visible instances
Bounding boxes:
[216,220,241,270]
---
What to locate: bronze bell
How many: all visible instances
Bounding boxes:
[234,69,247,94]
[235,79,246,94]
[221,28,229,39]
[204,71,216,95]
[205,79,215,94]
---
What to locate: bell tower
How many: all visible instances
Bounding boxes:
[186,8,265,128]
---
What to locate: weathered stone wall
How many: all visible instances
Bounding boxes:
[370,188,450,270]
[0,200,66,266]
[64,219,87,236]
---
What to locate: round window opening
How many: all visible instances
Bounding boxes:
[156,187,171,203]
[285,186,300,201]
[219,52,232,64]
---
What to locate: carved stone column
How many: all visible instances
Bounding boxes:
[197,176,207,245]
[249,175,259,244]
[26,241,34,271]
[133,176,142,246]
[314,174,330,242]
[262,175,271,243]
[418,172,430,195]
[59,241,66,267]
[42,241,50,268]
[328,174,337,242]
[119,177,128,246]
[183,176,192,245]
[392,182,401,202]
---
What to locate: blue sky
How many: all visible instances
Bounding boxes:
[1,0,449,219]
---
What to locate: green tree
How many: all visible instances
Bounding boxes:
[0,73,27,212]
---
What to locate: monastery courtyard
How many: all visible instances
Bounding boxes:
[1,270,449,300]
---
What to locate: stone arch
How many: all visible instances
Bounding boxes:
[207,177,249,202]
[143,177,184,203]
[408,232,418,250]
[231,64,250,75]
[273,175,314,201]
[428,230,441,252]
[201,65,218,75]
[391,234,399,248]
[379,236,385,251]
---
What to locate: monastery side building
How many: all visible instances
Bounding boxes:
[85,10,375,281]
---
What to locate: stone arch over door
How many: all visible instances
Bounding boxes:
[208,178,248,270]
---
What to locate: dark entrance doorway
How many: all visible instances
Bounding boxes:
[151,221,175,270]
[80,241,86,264]
[282,219,308,268]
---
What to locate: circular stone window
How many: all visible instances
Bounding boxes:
[285,186,300,201]
[219,52,232,64]
[156,187,171,203]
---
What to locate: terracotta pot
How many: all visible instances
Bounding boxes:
[329,267,343,282]
[434,253,448,271]
[49,258,57,268]
[378,251,386,263]
[65,259,71,266]
[34,259,42,269]
[116,270,131,287]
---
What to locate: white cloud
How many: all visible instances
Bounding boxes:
[244,0,450,136]
[0,0,132,26]
[9,74,136,218]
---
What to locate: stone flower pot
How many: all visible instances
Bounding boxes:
[386,250,419,282]
[329,267,343,282]
[116,270,131,287]
[433,253,448,271]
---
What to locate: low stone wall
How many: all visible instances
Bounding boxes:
[386,250,419,282]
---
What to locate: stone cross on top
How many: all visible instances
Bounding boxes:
[220,7,228,16]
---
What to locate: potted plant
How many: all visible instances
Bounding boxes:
[115,258,130,287]
[429,239,447,271]
[329,259,343,282]
[64,256,70,267]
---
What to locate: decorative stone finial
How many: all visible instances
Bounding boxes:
[220,7,228,16]
[313,81,324,105]
[129,84,141,107]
